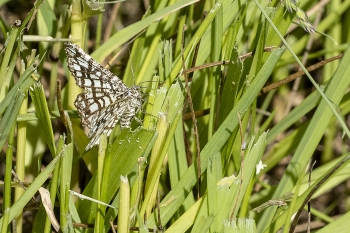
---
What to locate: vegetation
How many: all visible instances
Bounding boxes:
[0,0,350,232]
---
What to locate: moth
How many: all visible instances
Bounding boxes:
[64,42,143,150]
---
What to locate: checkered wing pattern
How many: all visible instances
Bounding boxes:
[65,42,143,150]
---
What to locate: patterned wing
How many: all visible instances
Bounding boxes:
[74,91,119,129]
[83,89,143,150]
[85,102,128,150]
[65,42,128,95]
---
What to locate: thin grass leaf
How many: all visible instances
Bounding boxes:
[59,141,74,231]
[44,136,65,233]
[207,2,223,138]
[218,48,243,125]
[29,83,56,156]
[167,128,196,222]
[168,121,191,191]
[13,61,29,233]
[16,110,79,122]
[37,0,56,50]
[266,88,322,142]
[71,123,101,176]
[316,210,350,233]
[0,91,25,150]
[0,21,20,98]
[1,44,19,99]
[117,176,130,233]
[95,133,108,232]
[191,215,215,233]
[0,58,39,115]
[165,197,206,233]
[208,152,222,232]
[1,124,15,233]
[263,122,308,173]
[257,108,276,135]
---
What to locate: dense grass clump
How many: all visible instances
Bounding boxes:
[0,0,350,232]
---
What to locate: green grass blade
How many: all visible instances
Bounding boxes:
[0,59,39,115]
[165,197,206,233]
[0,91,25,150]
[60,142,74,231]
[208,153,222,231]
[37,0,56,50]
[1,124,15,233]
[45,136,65,232]
[0,21,20,97]
[29,83,56,156]
[95,133,108,232]
[192,215,215,233]
[316,209,350,233]
[207,3,223,138]
[266,89,322,142]
[117,176,130,233]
